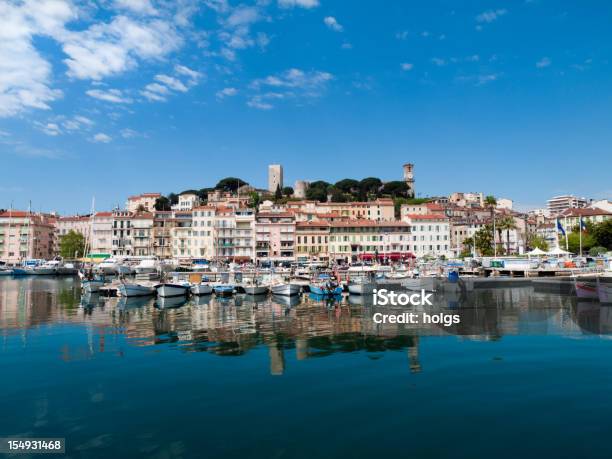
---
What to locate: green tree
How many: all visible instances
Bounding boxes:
[167,193,179,205]
[248,191,261,209]
[282,186,294,197]
[474,225,494,256]
[215,177,248,192]
[335,179,360,194]
[154,196,171,211]
[566,231,595,254]
[590,246,608,256]
[306,181,330,202]
[528,234,549,251]
[380,181,409,198]
[498,216,517,254]
[60,230,86,259]
[275,184,283,201]
[359,177,383,199]
[484,195,497,253]
[329,186,348,202]
[461,236,475,258]
[592,220,612,249]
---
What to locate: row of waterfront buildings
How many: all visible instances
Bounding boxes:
[1,189,611,265]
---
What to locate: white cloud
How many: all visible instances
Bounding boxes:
[277,0,319,8]
[341,42,353,49]
[0,0,71,117]
[536,57,551,68]
[400,63,414,71]
[476,9,507,23]
[142,65,201,102]
[86,88,133,103]
[324,16,343,32]
[226,6,260,27]
[113,0,158,15]
[431,57,446,66]
[249,68,333,109]
[92,133,112,143]
[395,30,409,40]
[36,122,62,136]
[216,87,238,99]
[62,16,183,80]
[155,74,188,92]
[120,128,142,138]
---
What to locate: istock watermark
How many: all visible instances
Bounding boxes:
[371,288,460,327]
[372,288,433,306]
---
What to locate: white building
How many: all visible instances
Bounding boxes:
[91,212,113,256]
[547,195,588,216]
[402,214,452,258]
[171,192,201,211]
[111,211,154,257]
[268,164,283,193]
[496,198,513,210]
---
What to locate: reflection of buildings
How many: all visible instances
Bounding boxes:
[4,278,612,375]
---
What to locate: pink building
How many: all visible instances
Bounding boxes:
[0,211,57,263]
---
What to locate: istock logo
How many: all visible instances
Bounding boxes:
[372,289,433,306]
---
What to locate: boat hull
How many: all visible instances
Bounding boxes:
[309,285,343,296]
[190,284,213,296]
[118,283,156,297]
[214,285,235,296]
[244,285,269,295]
[156,283,190,298]
[0,270,13,276]
[271,283,301,296]
[348,282,375,295]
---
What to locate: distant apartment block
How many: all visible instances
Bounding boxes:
[547,195,588,216]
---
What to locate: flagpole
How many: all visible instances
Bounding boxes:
[579,216,583,257]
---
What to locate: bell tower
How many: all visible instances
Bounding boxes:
[403,163,415,198]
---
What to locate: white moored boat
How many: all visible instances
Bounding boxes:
[134,258,159,274]
[348,277,376,295]
[270,279,301,296]
[155,282,190,298]
[190,283,213,296]
[118,282,156,297]
[97,259,119,275]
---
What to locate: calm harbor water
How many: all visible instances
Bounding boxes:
[2,277,612,458]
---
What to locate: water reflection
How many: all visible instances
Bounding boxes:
[0,277,607,375]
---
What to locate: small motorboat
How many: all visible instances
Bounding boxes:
[118,281,156,297]
[190,282,213,296]
[348,276,376,295]
[270,280,301,296]
[155,282,191,298]
[243,278,270,295]
[213,284,235,296]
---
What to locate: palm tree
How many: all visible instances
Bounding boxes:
[484,195,497,255]
[498,216,517,254]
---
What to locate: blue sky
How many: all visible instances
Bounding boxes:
[1,0,611,214]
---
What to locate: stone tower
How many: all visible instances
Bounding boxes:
[403,163,415,198]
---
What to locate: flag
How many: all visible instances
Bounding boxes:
[580,216,587,231]
[556,218,566,236]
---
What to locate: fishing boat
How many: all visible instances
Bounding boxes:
[97,258,120,275]
[213,284,235,296]
[348,276,376,295]
[190,282,213,296]
[0,267,13,276]
[309,274,343,296]
[155,282,191,298]
[118,281,156,297]
[402,276,437,292]
[243,277,270,295]
[270,277,302,296]
[11,268,29,276]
